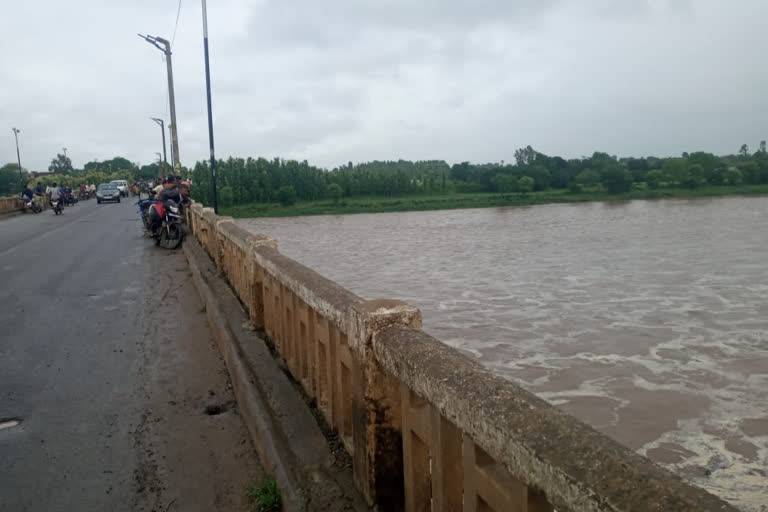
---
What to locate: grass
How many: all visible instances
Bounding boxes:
[246,476,281,512]
[220,184,768,218]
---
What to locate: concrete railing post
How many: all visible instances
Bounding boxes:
[346,299,422,508]
[246,236,277,329]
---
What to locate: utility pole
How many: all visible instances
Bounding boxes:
[150,117,168,177]
[201,0,218,213]
[138,34,180,169]
[11,127,23,189]
[168,125,175,168]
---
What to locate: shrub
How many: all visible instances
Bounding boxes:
[277,185,297,206]
[246,476,281,512]
[326,183,343,204]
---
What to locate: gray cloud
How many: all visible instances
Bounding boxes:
[1,0,766,173]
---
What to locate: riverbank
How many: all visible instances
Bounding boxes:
[221,184,768,218]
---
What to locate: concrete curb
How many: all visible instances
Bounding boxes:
[184,237,366,512]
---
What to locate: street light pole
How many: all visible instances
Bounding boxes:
[11,127,23,189]
[138,34,181,169]
[201,0,218,213]
[150,117,168,177]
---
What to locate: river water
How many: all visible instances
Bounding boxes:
[238,196,768,511]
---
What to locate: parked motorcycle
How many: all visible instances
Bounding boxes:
[21,197,42,213]
[51,199,63,215]
[136,199,156,233]
[150,200,184,249]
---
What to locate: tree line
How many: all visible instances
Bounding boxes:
[188,141,768,206]
[4,142,767,201]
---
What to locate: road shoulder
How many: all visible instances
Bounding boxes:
[132,249,263,512]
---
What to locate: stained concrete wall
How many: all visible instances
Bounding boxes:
[184,202,738,512]
[0,196,23,214]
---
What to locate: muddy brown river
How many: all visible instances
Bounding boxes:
[238,196,768,511]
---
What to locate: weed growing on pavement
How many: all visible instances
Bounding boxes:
[247,476,281,511]
[200,304,207,313]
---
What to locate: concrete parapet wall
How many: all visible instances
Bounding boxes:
[0,196,23,214]
[185,201,739,512]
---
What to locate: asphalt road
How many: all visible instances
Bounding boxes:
[0,199,262,511]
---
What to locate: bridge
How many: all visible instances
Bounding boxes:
[0,195,741,511]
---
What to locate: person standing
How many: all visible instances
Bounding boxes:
[32,182,43,210]
[47,182,61,203]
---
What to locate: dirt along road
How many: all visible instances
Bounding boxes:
[0,199,262,511]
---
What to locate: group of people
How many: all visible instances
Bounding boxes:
[146,175,192,232]
[22,181,96,200]
[20,181,89,208]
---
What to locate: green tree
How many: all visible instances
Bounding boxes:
[575,169,600,187]
[661,158,688,185]
[682,164,706,189]
[517,176,534,197]
[491,174,517,197]
[48,153,73,174]
[708,167,727,186]
[0,163,26,195]
[759,140,767,154]
[219,186,234,206]
[687,152,721,182]
[526,164,551,190]
[137,163,161,180]
[739,144,749,158]
[600,166,632,193]
[326,183,343,204]
[514,145,538,166]
[101,157,136,172]
[278,185,297,206]
[646,169,664,189]
[724,167,743,186]
[737,162,760,184]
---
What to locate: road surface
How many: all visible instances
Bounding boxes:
[0,199,262,511]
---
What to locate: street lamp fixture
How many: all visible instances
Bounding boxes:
[138,33,180,168]
[150,117,168,177]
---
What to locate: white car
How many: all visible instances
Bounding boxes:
[110,180,128,197]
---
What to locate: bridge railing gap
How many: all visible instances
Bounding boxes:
[184,202,738,512]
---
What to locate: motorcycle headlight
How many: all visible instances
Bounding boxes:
[169,206,179,213]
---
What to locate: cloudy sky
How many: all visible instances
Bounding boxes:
[1,0,766,172]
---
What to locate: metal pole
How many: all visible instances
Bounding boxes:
[12,128,22,189]
[138,34,180,169]
[160,123,167,175]
[167,125,175,168]
[150,118,168,177]
[160,38,181,170]
[201,0,218,213]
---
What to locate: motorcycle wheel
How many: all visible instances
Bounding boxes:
[160,222,184,250]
